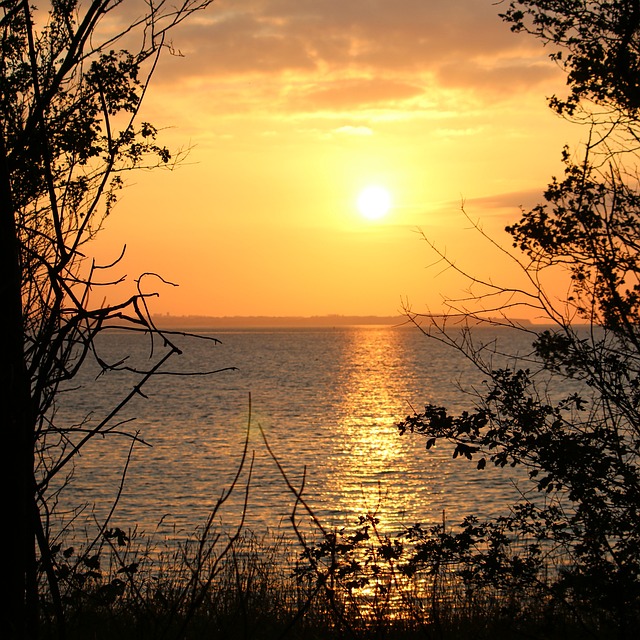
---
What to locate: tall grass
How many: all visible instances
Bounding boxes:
[38,516,603,640]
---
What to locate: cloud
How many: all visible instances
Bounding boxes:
[292,78,425,110]
[158,0,557,104]
[436,59,561,96]
[464,189,548,216]
[434,126,484,138]
[333,125,374,136]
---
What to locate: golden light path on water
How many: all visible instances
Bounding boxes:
[314,326,462,533]
[313,327,447,617]
[329,328,415,521]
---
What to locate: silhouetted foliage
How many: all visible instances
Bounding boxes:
[501,0,640,115]
[0,2,218,638]
[397,1,640,636]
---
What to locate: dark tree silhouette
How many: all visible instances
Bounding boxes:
[398,1,640,635]
[502,0,640,115]
[0,2,219,638]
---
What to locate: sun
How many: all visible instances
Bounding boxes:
[357,185,392,221]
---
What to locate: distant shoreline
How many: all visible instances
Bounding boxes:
[151,314,409,328]
[149,314,535,329]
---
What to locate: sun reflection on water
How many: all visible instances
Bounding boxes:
[321,327,420,528]
[310,326,530,535]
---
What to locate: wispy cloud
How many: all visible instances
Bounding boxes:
[333,125,374,136]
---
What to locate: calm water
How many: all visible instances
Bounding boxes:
[53,325,546,542]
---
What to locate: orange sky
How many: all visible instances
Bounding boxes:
[90,0,582,320]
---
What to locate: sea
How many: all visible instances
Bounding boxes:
[52,323,554,545]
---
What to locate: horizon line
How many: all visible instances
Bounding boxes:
[149,313,537,328]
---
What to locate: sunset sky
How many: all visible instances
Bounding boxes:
[92,0,582,320]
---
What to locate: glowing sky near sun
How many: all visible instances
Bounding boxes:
[90,0,582,319]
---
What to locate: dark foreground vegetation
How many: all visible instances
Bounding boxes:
[38,519,621,640]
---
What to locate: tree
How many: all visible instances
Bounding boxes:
[397,1,640,635]
[502,0,640,116]
[0,2,217,638]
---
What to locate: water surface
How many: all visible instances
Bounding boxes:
[53,325,547,542]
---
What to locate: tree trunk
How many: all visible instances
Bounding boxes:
[0,129,38,639]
